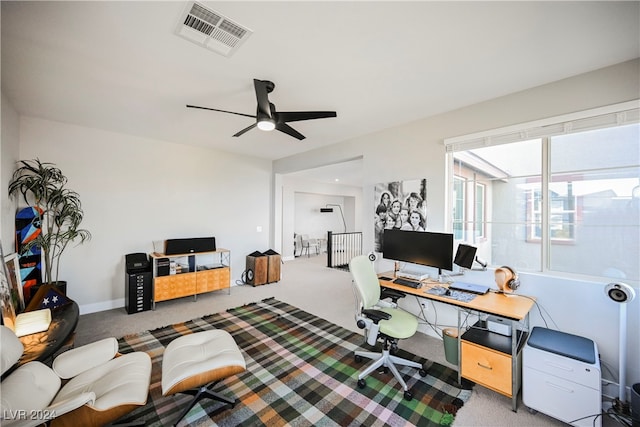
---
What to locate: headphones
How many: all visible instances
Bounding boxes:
[494,266,520,293]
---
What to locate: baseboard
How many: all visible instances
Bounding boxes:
[79,298,124,315]
[79,281,243,315]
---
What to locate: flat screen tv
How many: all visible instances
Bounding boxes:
[382,229,453,274]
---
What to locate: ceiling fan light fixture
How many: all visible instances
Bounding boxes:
[257,118,276,131]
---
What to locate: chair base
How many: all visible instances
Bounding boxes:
[355,348,423,392]
[170,381,237,427]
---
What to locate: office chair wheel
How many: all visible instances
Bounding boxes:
[404,390,413,400]
[419,368,427,377]
[355,355,363,363]
[357,379,366,389]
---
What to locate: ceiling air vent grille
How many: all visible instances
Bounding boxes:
[176,2,252,57]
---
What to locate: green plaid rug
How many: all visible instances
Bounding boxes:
[118,297,472,426]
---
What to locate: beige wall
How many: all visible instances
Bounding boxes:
[14,117,272,313]
[1,92,20,253]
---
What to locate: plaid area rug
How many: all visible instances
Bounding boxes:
[118,298,472,426]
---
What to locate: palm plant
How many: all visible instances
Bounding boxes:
[8,159,91,285]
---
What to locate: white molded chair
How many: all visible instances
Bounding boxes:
[301,234,320,257]
[0,326,151,427]
[349,255,426,400]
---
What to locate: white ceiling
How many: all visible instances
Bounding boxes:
[2,1,639,172]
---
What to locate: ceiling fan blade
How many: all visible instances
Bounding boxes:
[276,111,337,123]
[253,79,272,117]
[187,104,255,119]
[233,123,257,137]
[276,122,305,140]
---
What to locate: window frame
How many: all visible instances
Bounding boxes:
[444,100,639,279]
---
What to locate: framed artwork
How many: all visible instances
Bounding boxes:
[0,244,17,329]
[4,253,24,312]
[374,179,428,252]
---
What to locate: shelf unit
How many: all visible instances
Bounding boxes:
[460,320,528,404]
[149,249,230,308]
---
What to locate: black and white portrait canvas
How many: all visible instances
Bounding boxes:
[374,179,427,252]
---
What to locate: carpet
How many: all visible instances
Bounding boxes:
[118,297,472,426]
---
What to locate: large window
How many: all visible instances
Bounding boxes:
[446,102,639,282]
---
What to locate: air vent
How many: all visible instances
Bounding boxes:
[176,2,252,57]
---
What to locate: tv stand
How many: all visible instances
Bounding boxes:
[150,249,230,308]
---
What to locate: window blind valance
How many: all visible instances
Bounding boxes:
[444,100,639,153]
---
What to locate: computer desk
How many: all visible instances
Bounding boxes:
[378,274,536,411]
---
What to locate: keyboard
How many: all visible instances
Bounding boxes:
[393,278,421,289]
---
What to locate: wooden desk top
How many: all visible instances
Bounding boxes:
[379,275,535,321]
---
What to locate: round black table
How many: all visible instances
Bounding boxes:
[18,301,79,365]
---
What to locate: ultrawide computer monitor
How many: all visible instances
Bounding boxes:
[382,229,453,273]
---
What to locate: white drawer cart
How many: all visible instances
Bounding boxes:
[523,327,601,427]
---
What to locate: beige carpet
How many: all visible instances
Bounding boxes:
[77,255,570,426]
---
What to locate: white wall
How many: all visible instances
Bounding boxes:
[294,193,351,237]
[16,117,272,313]
[279,175,362,259]
[274,59,640,392]
[1,92,20,254]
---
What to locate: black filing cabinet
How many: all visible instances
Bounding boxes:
[125,253,152,314]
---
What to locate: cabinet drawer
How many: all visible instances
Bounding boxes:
[462,341,512,396]
[523,366,601,427]
[523,345,600,389]
[154,274,196,302]
[196,268,230,293]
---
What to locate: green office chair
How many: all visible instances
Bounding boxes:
[349,255,426,400]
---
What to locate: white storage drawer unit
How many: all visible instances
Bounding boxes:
[523,327,601,427]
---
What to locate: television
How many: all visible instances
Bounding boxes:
[382,229,453,274]
[454,244,477,270]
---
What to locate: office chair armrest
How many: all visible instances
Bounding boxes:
[380,288,405,303]
[362,309,391,324]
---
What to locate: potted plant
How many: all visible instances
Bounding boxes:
[8,159,91,288]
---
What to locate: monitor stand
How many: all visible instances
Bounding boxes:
[396,268,430,281]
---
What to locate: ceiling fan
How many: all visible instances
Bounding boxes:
[187,79,337,140]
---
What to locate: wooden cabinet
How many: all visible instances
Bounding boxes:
[461,321,525,399]
[150,249,230,307]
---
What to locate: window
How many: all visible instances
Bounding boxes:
[445,101,639,282]
[475,182,486,239]
[527,188,576,242]
[453,177,465,240]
